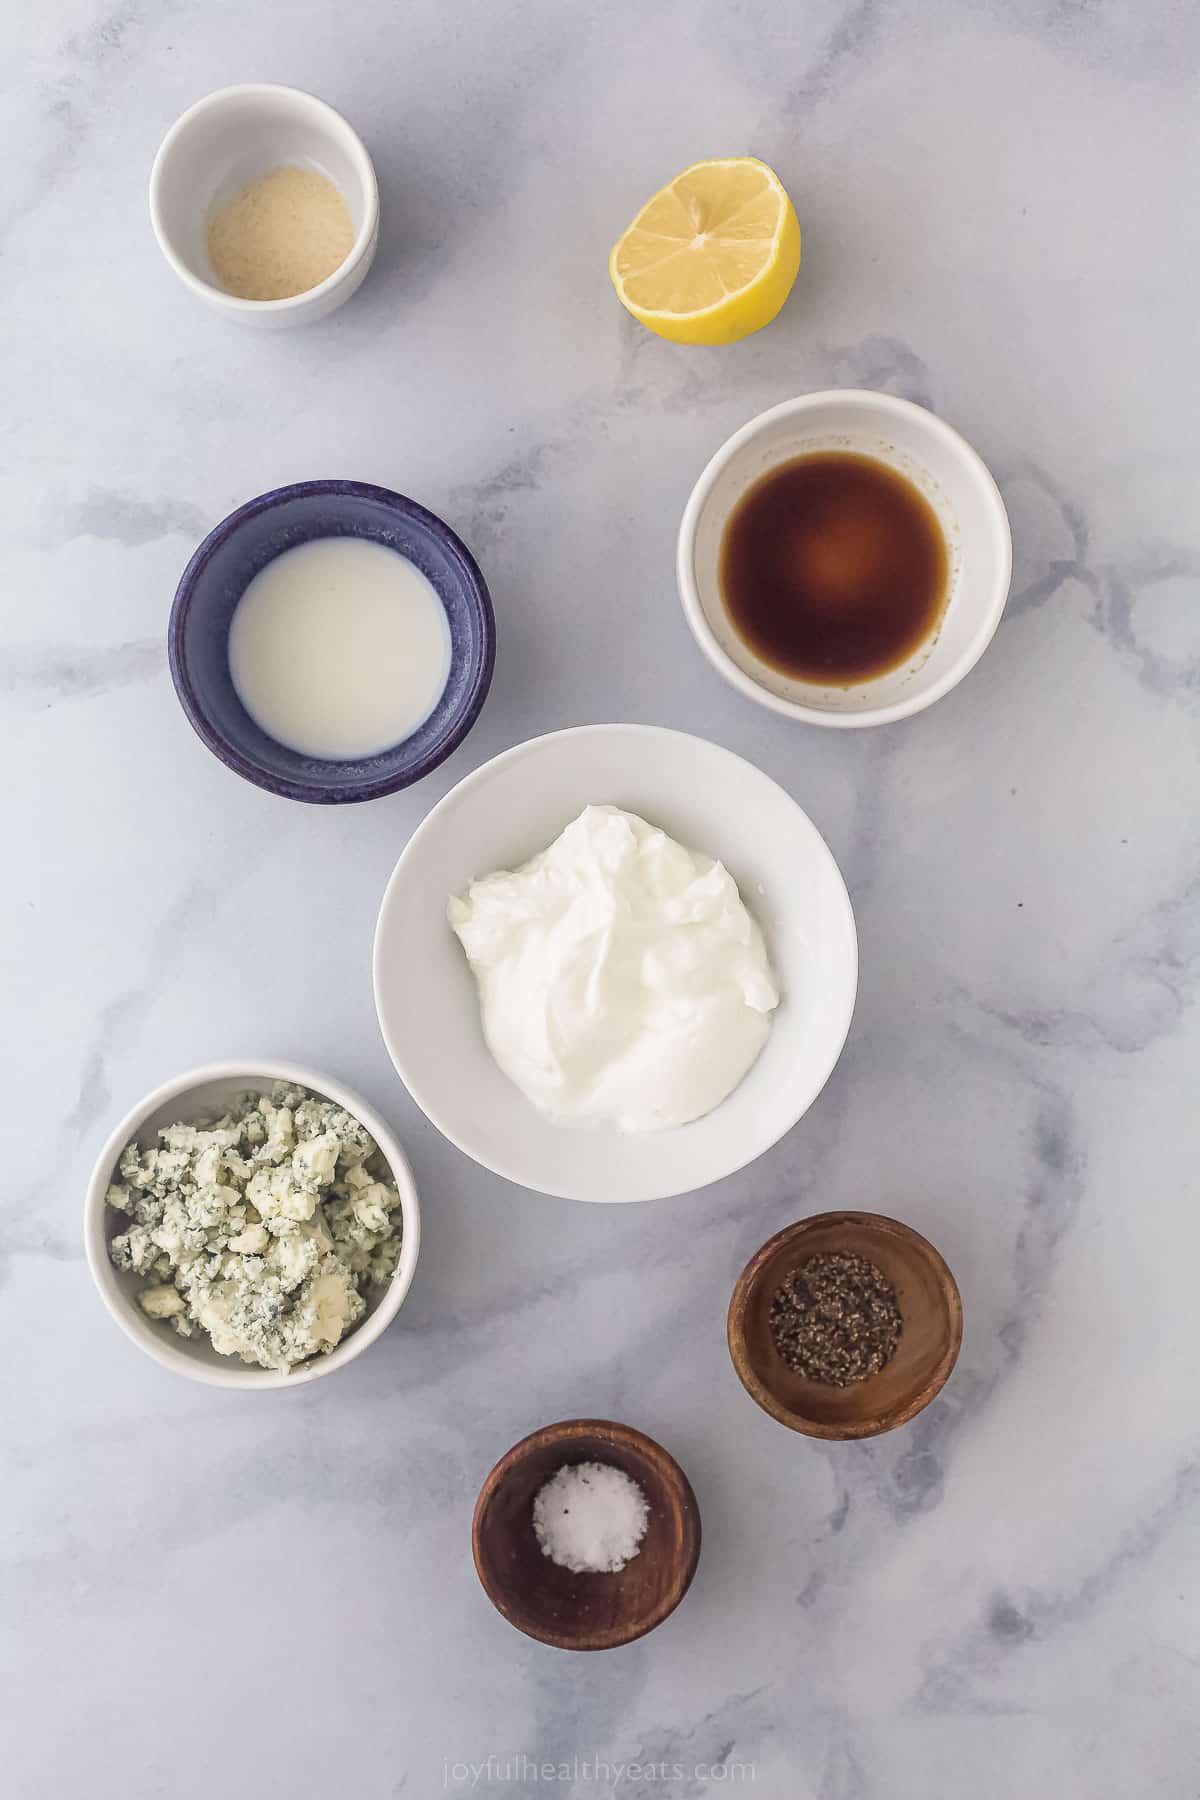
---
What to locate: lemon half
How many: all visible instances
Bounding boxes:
[609,157,801,346]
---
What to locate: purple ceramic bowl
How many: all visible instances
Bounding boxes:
[169,480,496,803]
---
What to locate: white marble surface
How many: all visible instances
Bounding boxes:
[5,1,1199,1794]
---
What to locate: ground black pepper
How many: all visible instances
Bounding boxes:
[768,1251,902,1385]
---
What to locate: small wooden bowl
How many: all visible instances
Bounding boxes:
[728,1212,963,1439]
[472,1418,701,1651]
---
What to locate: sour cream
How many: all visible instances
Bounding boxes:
[228,537,451,761]
[448,805,779,1132]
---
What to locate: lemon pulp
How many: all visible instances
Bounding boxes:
[609,157,801,346]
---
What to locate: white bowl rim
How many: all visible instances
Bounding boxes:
[83,1059,421,1389]
[372,722,859,1202]
[677,389,1013,729]
[148,83,380,315]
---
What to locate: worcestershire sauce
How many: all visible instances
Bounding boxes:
[719,453,949,685]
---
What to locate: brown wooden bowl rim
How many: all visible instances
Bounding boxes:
[471,1417,702,1651]
[727,1211,963,1440]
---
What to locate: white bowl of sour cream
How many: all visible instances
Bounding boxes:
[373,725,857,1203]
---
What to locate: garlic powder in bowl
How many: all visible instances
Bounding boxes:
[149,85,380,329]
[206,166,355,302]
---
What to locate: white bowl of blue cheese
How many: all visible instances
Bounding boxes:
[84,1062,420,1387]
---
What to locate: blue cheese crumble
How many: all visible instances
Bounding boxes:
[106,1083,404,1373]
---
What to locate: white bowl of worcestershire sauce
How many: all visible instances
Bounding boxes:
[677,390,1012,728]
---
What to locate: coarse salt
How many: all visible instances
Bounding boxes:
[532,1461,649,1574]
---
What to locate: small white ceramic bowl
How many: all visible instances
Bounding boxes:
[84,1061,420,1389]
[677,390,1012,728]
[149,84,379,327]
[373,724,857,1203]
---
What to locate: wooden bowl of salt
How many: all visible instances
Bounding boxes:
[472,1418,701,1650]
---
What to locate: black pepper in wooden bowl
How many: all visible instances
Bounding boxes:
[729,1212,962,1438]
[768,1251,902,1386]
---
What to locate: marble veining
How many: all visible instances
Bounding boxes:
[3,0,1199,1796]
[46,487,211,548]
